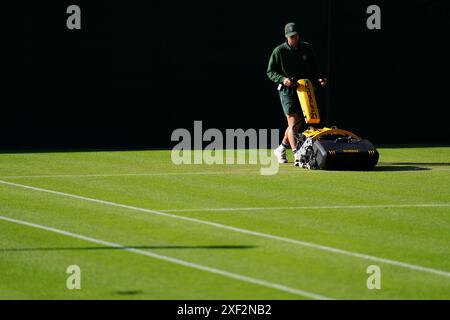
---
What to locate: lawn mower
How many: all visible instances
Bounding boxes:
[294,79,379,170]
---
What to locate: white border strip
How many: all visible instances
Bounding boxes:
[1,179,450,278]
[0,215,330,300]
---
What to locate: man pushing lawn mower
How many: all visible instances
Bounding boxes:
[267,22,327,165]
[267,22,379,170]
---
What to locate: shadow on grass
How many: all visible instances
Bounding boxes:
[115,290,144,296]
[376,143,450,149]
[374,162,450,171]
[373,165,431,172]
[381,162,450,166]
[0,245,256,252]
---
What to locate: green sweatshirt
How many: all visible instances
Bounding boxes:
[267,41,322,84]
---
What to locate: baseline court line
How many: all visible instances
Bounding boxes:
[0,215,330,300]
[1,179,450,279]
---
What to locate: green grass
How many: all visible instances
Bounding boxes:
[0,146,449,299]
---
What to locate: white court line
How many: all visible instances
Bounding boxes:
[1,179,450,279]
[160,203,450,212]
[0,215,330,300]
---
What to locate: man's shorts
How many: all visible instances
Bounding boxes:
[279,86,301,115]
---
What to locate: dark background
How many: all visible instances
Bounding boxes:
[2,0,449,150]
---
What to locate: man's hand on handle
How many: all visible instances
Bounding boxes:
[318,78,327,87]
[282,77,293,87]
[283,77,327,87]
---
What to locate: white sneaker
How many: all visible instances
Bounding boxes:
[273,146,288,163]
[294,150,301,166]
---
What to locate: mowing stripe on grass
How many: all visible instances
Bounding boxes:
[1,179,450,279]
[160,203,450,212]
[0,215,331,300]
[0,170,259,179]
[1,168,450,179]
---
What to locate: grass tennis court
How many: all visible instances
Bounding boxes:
[0,146,449,299]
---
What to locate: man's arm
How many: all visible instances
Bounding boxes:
[266,49,286,84]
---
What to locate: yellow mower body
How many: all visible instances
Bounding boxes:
[302,127,360,142]
[296,79,320,125]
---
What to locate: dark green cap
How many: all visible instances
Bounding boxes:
[284,22,299,37]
